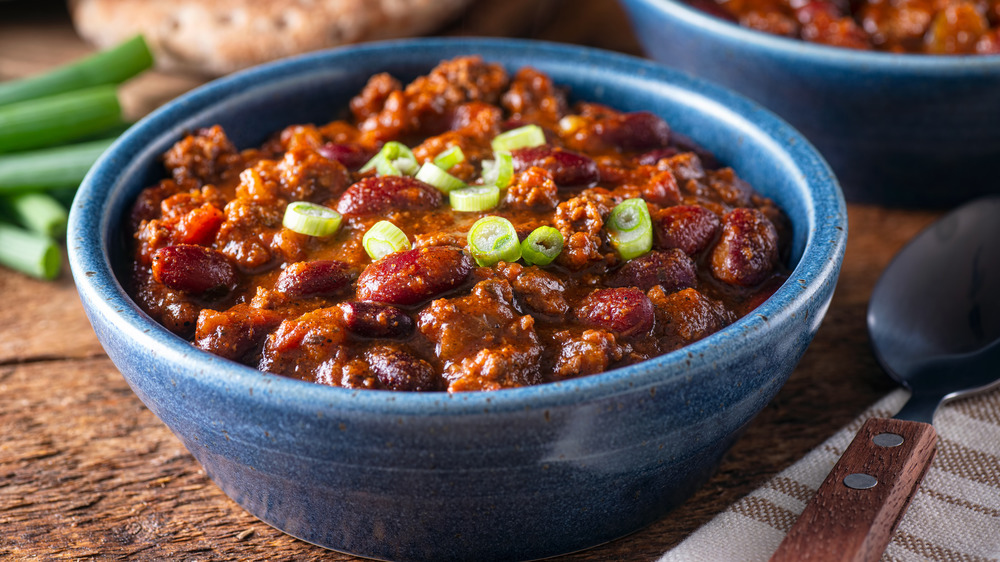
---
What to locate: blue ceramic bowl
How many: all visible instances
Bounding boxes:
[68,38,845,561]
[620,0,1000,208]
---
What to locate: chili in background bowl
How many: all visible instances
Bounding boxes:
[619,0,1000,208]
[68,38,845,561]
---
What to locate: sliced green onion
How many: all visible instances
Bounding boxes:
[521,226,564,267]
[0,221,60,280]
[491,124,546,152]
[0,85,123,154]
[432,146,466,170]
[415,162,466,193]
[360,141,418,177]
[363,220,411,260]
[282,201,342,237]
[390,157,418,177]
[0,137,116,193]
[449,185,500,212]
[481,151,514,189]
[1,192,68,238]
[468,216,521,267]
[0,35,154,107]
[606,198,653,260]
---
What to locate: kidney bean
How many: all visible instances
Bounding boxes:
[276,260,353,298]
[367,346,438,391]
[710,208,779,287]
[357,246,473,306]
[336,175,443,216]
[608,249,697,293]
[340,301,413,339]
[578,287,655,337]
[511,146,600,187]
[317,142,371,170]
[597,111,670,152]
[151,244,237,296]
[656,205,721,256]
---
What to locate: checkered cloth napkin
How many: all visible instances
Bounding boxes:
[660,388,1000,562]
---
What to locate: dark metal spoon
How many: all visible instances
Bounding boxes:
[771,196,1000,562]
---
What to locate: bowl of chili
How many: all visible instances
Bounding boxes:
[68,38,845,561]
[620,0,1000,208]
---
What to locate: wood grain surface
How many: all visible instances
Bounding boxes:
[0,1,943,559]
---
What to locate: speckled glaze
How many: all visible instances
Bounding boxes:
[68,39,846,561]
[620,0,1000,208]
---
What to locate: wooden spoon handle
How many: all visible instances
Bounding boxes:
[769,417,937,562]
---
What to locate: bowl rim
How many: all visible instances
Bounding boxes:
[68,37,846,416]
[628,0,1000,71]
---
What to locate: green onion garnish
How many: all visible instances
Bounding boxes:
[360,141,418,177]
[282,201,342,237]
[449,185,500,212]
[1,192,68,238]
[468,216,521,267]
[606,198,653,260]
[415,162,466,193]
[0,85,123,154]
[521,226,564,266]
[0,221,60,280]
[491,124,546,152]
[433,146,466,170]
[0,137,116,193]
[0,35,154,107]
[481,151,514,189]
[363,220,411,260]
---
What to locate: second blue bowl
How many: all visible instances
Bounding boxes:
[621,0,1000,208]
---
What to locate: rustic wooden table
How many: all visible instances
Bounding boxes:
[0,1,943,559]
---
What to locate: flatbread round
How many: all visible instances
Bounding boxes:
[70,0,474,76]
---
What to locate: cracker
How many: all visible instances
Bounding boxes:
[70,0,473,76]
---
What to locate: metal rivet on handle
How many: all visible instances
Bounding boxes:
[873,433,904,447]
[844,473,878,490]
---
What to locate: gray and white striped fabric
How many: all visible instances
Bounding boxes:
[660,388,1000,562]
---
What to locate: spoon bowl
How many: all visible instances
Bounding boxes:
[869,196,1000,391]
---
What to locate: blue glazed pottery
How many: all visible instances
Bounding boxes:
[620,0,1000,208]
[67,38,846,561]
